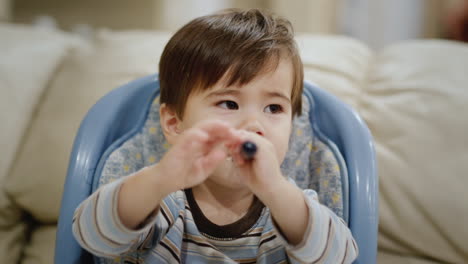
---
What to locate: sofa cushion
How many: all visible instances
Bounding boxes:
[0,23,78,182]
[364,40,468,263]
[20,225,57,264]
[377,250,443,264]
[296,34,373,110]
[0,190,29,264]
[0,23,80,264]
[5,30,172,223]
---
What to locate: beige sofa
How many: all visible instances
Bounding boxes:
[1,23,467,264]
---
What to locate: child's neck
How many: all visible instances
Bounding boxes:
[192,180,254,226]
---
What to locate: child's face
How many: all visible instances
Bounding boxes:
[178,58,294,185]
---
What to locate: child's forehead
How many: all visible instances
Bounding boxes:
[200,58,294,95]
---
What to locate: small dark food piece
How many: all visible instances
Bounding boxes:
[241,141,257,160]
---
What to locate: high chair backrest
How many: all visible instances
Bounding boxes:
[55,75,378,264]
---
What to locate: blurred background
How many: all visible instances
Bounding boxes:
[1,0,467,49]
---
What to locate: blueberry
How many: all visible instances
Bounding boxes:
[241,141,257,160]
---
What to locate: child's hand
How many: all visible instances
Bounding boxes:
[118,120,240,229]
[226,131,287,197]
[157,120,238,192]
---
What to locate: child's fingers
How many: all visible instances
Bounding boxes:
[197,120,230,134]
[180,129,209,148]
[226,141,247,166]
[232,152,245,166]
[175,130,215,162]
[199,148,227,173]
[180,126,232,159]
[197,120,242,142]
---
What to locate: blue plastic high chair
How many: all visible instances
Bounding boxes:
[55,74,378,264]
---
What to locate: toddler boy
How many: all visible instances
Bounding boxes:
[73,8,358,263]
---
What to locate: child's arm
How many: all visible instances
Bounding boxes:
[228,132,358,263]
[263,181,358,263]
[72,120,238,257]
[72,178,160,258]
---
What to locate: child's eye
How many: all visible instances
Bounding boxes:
[217,100,239,110]
[265,104,283,114]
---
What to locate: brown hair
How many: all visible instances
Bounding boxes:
[159,8,303,118]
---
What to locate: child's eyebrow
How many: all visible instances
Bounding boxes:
[205,89,291,103]
[265,91,291,103]
[205,89,240,99]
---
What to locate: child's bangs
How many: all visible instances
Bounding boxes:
[193,50,282,92]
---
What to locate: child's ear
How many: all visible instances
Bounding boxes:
[160,103,182,144]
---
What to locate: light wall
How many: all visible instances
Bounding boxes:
[155,0,269,31]
[339,0,428,49]
[269,0,338,33]
[155,0,338,33]
[337,0,463,49]
[13,0,161,31]
[11,0,462,46]
[12,0,339,34]
[0,0,11,21]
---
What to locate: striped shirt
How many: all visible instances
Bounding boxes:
[73,178,358,263]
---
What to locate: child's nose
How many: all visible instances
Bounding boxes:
[239,115,265,136]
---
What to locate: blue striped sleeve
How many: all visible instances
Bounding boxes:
[273,189,358,264]
[72,177,182,258]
